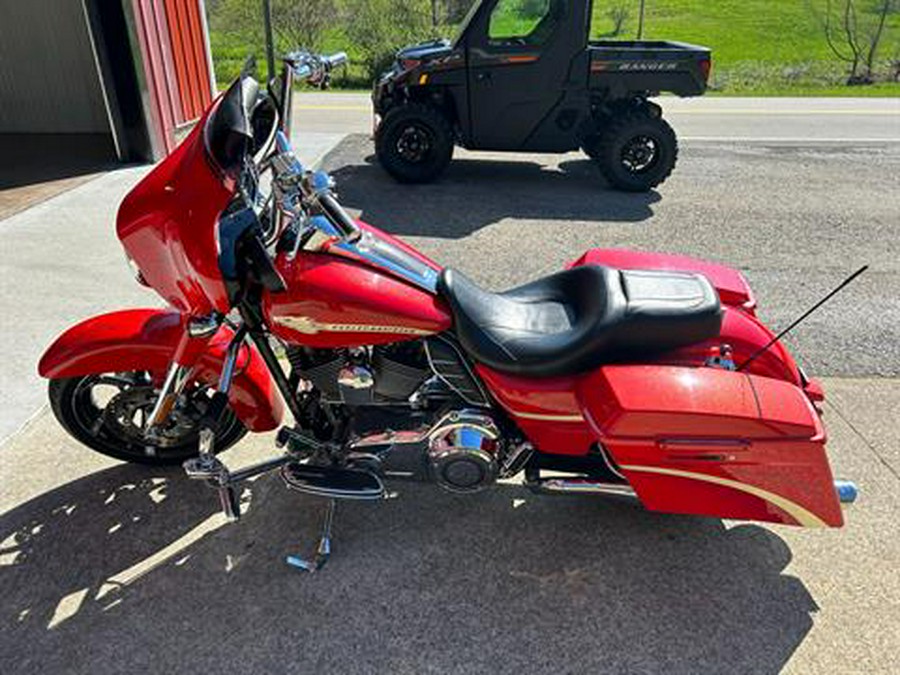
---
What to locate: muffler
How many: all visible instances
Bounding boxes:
[526,476,637,500]
[834,479,859,504]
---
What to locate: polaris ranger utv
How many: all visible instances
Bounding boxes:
[372,0,711,192]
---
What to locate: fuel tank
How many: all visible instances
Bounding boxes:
[262,223,452,349]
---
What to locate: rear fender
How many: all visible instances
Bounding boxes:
[569,249,757,313]
[569,248,805,386]
[38,309,283,432]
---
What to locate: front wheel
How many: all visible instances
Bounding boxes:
[585,113,678,192]
[49,372,246,466]
[375,103,454,184]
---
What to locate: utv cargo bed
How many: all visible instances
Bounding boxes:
[589,40,712,97]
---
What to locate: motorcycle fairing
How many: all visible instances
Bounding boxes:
[576,365,843,527]
[116,102,236,317]
[38,309,283,432]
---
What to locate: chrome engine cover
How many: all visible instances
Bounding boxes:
[427,410,501,493]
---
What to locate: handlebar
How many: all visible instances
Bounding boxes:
[284,51,347,87]
[262,51,359,245]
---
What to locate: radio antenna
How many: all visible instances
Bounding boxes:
[736,265,869,371]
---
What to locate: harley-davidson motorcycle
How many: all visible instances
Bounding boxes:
[39,51,856,571]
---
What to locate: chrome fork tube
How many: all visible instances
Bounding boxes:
[145,362,193,432]
[218,332,244,394]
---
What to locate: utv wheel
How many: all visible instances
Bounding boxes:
[49,373,247,466]
[375,103,454,184]
[588,113,678,192]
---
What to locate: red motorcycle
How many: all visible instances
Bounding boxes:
[39,52,855,571]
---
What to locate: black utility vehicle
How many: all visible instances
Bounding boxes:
[373,0,711,191]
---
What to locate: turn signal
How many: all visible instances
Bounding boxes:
[125,254,149,287]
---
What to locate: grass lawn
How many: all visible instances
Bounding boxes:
[590,0,900,95]
[210,1,900,96]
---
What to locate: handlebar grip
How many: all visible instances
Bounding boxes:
[324,52,348,69]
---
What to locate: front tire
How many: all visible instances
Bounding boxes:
[585,112,678,192]
[375,103,454,184]
[49,373,246,466]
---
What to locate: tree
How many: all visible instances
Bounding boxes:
[214,0,336,54]
[818,0,895,84]
[341,0,437,81]
[607,4,630,37]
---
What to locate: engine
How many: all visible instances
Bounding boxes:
[286,341,432,405]
[285,339,518,493]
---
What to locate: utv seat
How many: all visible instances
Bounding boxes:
[437,265,722,377]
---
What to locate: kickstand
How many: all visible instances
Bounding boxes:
[286,499,336,573]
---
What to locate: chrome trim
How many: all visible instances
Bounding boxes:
[332,230,439,293]
[145,362,192,432]
[338,364,375,390]
[499,441,534,479]
[349,428,430,449]
[428,409,500,442]
[188,314,221,338]
[597,443,627,481]
[218,332,245,392]
[427,410,501,493]
[528,477,637,499]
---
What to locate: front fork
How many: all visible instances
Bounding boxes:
[153,314,338,571]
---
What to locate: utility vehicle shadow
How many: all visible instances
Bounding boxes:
[1,464,815,674]
[323,135,660,239]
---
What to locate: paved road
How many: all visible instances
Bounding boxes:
[291,92,900,142]
[1,97,899,673]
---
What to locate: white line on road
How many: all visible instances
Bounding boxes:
[682,136,900,143]
[294,104,899,116]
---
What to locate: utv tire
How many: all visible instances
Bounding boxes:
[587,112,678,192]
[49,375,247,466]
[375,103,454,184]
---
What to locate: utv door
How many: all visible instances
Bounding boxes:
[465,0,587,151]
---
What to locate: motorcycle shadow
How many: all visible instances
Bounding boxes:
[322,135,660,240]
[0,463,815,674]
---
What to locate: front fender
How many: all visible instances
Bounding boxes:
[38,309,283,432]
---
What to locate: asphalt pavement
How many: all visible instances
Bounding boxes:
[1,96,899,673]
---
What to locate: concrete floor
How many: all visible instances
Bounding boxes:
[0,134,117,220]
[1,97,899,673]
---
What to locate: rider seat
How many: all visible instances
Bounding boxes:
[437,265,722,377]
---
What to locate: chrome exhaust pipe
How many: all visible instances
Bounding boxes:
[834,479,859,504]
[526,476,637,500]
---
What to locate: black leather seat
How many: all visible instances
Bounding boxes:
[437,265,722,377]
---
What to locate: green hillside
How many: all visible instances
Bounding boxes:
[590,0,899,95]
[209,0,900,95]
